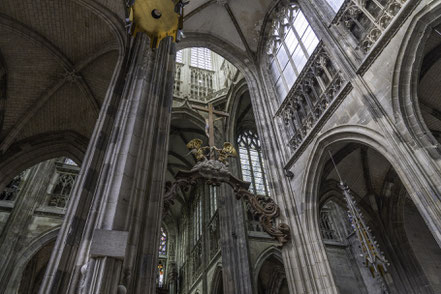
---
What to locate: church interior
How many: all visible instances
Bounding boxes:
[0,0,441,293]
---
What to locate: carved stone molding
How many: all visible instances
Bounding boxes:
[164,160,291,245]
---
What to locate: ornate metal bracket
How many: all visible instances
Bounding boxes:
[164,160,291,246]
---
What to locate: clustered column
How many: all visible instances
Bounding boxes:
[40,33,176,294]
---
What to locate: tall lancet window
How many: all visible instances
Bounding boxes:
[190,47,212,70]
[237,130,270,196]
[266,3,319,101]
[159,226,167,256]
[157,226,167,288]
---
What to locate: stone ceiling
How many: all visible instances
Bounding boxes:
[0,0,277,161]
[183,0,274,56]
[0,0,125,158]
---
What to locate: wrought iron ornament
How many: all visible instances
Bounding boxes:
[164,141,291,246]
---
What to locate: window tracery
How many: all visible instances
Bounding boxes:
[237,130,270,196]
[0,170,28,201]
[333,0,407,52]
[190,47,212,70]
[159,226,167,256]
[266,3,319,101]
[47,172,77,208]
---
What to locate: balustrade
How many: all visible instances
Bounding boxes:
[276,43,350,154]
[333,0,407,52]
[208,212,220,260]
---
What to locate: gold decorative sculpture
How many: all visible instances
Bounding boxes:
[186,140,237,164]
[186,139,208,162]
[216,142,237,164]
[127,0,187,48]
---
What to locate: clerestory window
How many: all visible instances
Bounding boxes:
[267,4,319,101]
[191,47,212,70]
[237,130,270,196]
[176,49,183,63]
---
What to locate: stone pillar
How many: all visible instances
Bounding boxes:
[167,262,178,294]
[218,184,253,294]
[0,160,56,293]
[39,33,175,294]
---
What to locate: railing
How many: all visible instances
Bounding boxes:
[276,43,351,160]
[191,240,202,281]
[333,0,408,53]
[208,212,220,260]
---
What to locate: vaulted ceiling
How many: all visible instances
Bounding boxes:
[183,0,274,56]
[0,0,125,159]
[0,0,277,163]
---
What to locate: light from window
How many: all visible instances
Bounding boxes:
[326,0,345,12]
[209,185,217,218]
[176,49,183,63]
[193,194,202,244]
[64,158,77,166]
[191,47,212,70]
[237,130,270,196]
[267,5,319,101]
[159,226,167,256]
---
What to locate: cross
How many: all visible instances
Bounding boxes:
[192,103,229,158]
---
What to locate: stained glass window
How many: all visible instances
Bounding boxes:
[190,47,212,70]
[157,260,166,288]
[159,227,167,256]
[267,4,319,101]
[237,130,270,196]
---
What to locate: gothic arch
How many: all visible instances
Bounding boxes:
[253,247,288,294]
[392,1,441,159]
[210,265,223,294]
[4,228,59,293]
[0,131,87,192]
[302,125,441,293]
[177,33,254,80]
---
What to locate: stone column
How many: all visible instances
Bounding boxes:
[218,184,253,294]
[40,33,175,294]
[167,262,178,294]
[0,160,56,293]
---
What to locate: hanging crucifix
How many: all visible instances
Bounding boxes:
[192,103,230,159]
[165,103,291,246]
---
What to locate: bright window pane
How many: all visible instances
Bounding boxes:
[292,46,305,69]
[190,47,212,70]
[285,29,298,55]
[283,62,296,89]
[176,50,183,63]
[293,12,308,37]
[267,7,319,102]
[275,77,287,100]
[237,130,270,196]
[327,0,345,12]
[276,46,289,70]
